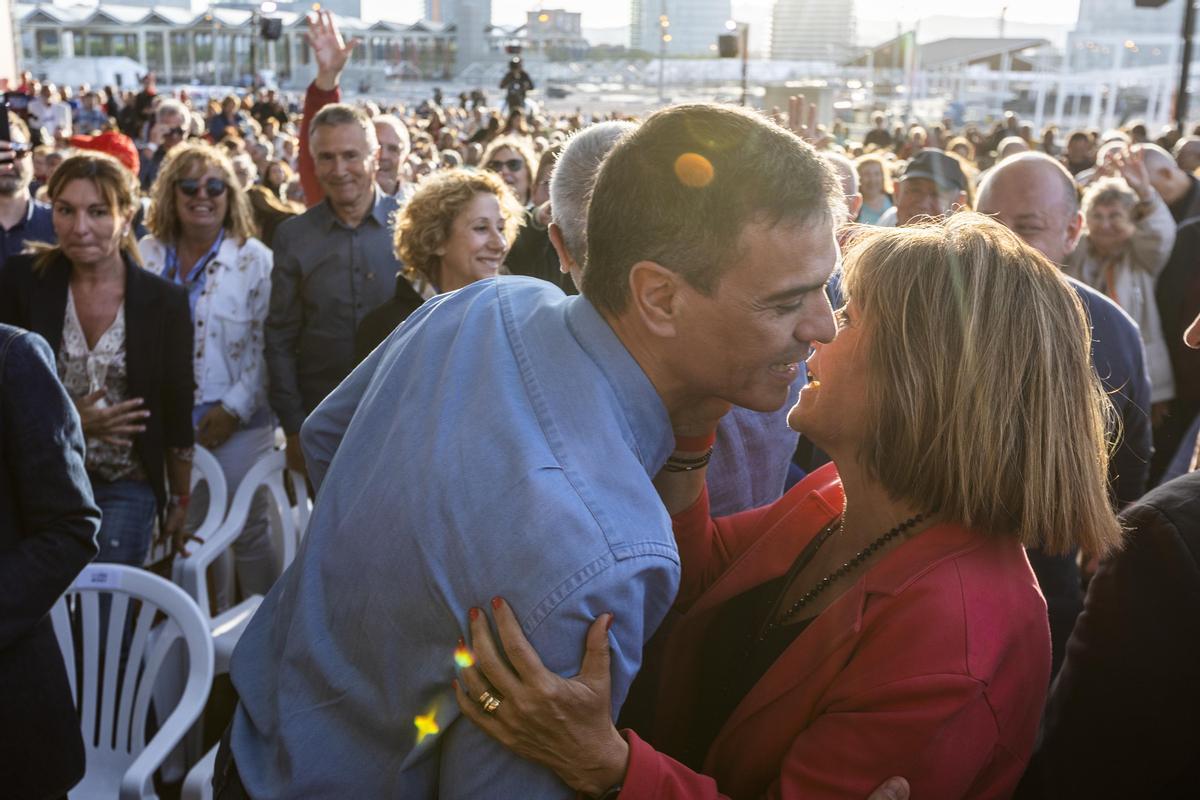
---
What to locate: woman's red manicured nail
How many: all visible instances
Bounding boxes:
[491,596,503,610]
[469,607,479,621]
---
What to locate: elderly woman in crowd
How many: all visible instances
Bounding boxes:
[1068,146,1177,412]
[354,168,524,360]
[0,152,194,564]
[138,141,278,602]
[453,214,1122,799]
[482,135,538,206]
[854,154,893,225]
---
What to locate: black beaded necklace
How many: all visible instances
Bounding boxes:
[757,511,930,642]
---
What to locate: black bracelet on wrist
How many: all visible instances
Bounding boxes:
[662,446,713,472]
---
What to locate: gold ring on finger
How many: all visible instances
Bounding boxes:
[478,690,502,715]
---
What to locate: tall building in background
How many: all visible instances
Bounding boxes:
[630,0,731,57]
[769,0,855,62]
[1068,0,1183,70]
[425,0,491,65]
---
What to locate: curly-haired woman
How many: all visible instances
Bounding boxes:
[354,168,524,360]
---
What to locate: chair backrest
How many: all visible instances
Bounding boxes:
[51,564,215,800]
[147,446,226,568]
[188,446,229,544]
[175,449,310,618]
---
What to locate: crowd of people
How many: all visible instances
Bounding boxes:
[2,9,1199,800]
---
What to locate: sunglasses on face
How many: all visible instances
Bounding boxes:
[164,127,187,139]
[176,177,228,198]
[487,158,524,173]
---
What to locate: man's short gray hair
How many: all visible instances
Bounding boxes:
[373,113,411,154]
[1082,176,1138,215]
[549,121,637,265]
[309,103,378,152]
[156,98,188,122]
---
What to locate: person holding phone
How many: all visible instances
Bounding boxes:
[0,109,54,272]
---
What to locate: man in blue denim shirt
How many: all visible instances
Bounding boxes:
[225,103,843,798]
[0,324,100,797]
[547,120,802,518]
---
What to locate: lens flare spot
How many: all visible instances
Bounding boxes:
[674,152,714,188]
[414,711,440,744]
[454,643,475,669]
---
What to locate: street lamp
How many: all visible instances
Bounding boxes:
[658,7,669,103]
[249,1,276,88]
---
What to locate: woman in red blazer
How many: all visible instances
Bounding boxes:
[454,216,1124,799]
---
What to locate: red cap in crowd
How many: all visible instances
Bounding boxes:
[69,131,140,176]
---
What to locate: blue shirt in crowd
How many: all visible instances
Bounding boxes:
[0,200,54,272]
[708,380,802,516]
[230,277,682,798]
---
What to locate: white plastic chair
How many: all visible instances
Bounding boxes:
[174,448,309,673]
[51,564,215,800]
[144,446,227,569]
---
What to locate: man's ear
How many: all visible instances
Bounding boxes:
[548,222,575,273]
[847,193,863,221]
[1066,209,1084,252]
[627,260,683,338]
[549,222,584,291]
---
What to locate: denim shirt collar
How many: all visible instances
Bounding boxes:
[563,294,674,477]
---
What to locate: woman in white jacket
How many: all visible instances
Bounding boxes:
[1068,147,1177,411]
[140,141,278,604]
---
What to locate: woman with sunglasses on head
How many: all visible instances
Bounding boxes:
[482,135,537,206]
[139,141,279,603]
[0,151,194,565]
[452,215,1124,799]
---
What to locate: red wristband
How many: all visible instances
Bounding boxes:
[674,430,717,452]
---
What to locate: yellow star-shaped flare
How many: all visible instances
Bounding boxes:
[414,712,440,744]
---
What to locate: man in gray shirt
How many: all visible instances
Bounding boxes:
[265,103,398,478]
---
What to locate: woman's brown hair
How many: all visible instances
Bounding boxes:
[32,151,142,270]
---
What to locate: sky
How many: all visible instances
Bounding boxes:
[485,0,1083,29]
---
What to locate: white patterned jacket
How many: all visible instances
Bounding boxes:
[138,234,272,424]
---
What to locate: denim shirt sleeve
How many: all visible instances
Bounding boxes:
[438,551,680,798]
[0,328,100,649]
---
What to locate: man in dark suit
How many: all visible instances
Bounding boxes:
[0,323,101,797]
[977,151,1155,677]
[1017,310,1200,798]
[1016,469,1200,798]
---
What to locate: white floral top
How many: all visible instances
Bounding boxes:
[138,235,273,425]
[57,288,142,481]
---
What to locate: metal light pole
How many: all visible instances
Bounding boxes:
[740,22,749,107]
[249,9,258,87]
[1177,0,1197,132]
[658,5,670,104]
